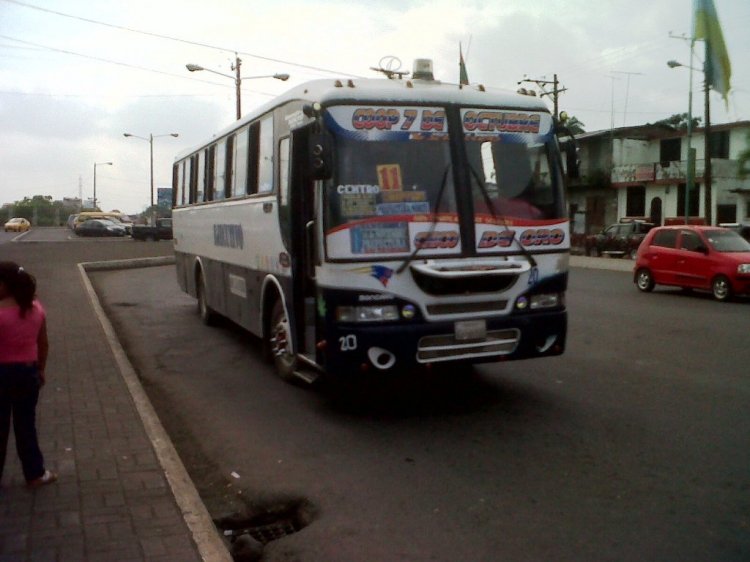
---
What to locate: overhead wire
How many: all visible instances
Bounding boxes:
[1,0,362,78]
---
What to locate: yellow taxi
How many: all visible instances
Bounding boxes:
[4,217,31,232]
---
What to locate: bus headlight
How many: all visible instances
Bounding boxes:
[530,293,563,310]
[336,305,400,323]
[516,293,563,310]
[738,264,750,275]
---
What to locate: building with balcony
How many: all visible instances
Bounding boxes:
[568,120,750,235]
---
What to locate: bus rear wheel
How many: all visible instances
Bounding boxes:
[269,299,297,382]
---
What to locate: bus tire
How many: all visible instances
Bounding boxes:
[269,299,297,382]
[197,271,217,325]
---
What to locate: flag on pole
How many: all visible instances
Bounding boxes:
[693,0,731,102]
[459,43,470,87]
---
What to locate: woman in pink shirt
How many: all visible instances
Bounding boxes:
[0,261,56,488]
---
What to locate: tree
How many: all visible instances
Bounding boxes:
[559,114,586,135]
[652,113,702,131]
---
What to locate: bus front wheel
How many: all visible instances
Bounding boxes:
[269,299,297,382]
[197,271,217,325]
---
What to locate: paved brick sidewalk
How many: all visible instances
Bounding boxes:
[0,241,214,562]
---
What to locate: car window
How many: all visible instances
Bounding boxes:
[652,229,678,248]
[679,231,702,251]
[705,230,750,252]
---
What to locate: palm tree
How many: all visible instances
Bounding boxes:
[561,115,585,135]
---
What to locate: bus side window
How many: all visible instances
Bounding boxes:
[225,135,234,199]
[205,145,216,201]
[279,137,290,207]
[247,122,260,194]
[258,115,274,194]
[234,127,249,197]
[174,163,182,207]
[196,152,205,202]
[214,139,226,201]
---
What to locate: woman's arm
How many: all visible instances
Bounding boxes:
[37,317,49,385]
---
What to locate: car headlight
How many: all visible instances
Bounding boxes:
[336,305,400,322]
[738,264,750,275]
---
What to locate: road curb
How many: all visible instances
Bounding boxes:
[78,258,232,562]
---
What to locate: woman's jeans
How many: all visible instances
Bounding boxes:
[0,363,45,483]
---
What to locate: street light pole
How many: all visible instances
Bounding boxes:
[668,50,705,223]
[123,133,179,209]
[186,57,289,120]
[93,161,113,210]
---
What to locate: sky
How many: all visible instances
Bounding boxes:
[1,0,749,215]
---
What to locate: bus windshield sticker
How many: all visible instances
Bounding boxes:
[380,191,426,203]
[350,222,409,254]
[341,194,377,217]
[325,106,449,140]
[376,201,431,216]
[461,109,553,142]
[377,164,403,191]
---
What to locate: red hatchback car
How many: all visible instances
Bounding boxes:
[634,225,750,301]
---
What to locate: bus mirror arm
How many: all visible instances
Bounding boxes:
[305,220,317,279]
[310,133,333,180]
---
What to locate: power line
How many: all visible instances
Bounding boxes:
[0,34,283,98]
[1,0,361,78]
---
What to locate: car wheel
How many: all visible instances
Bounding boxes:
[197,271,217,325]
[635,268,654,292]
[711,275,732,302]
[628,248,638,260]
[268,299,297,382]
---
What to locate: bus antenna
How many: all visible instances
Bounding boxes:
[370,56,409,79]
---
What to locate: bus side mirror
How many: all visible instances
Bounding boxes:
[310,133,333,180]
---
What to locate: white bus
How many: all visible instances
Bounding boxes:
[172,60,576,383]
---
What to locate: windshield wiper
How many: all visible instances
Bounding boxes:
[468,164,537,269]
[396,164,451,274]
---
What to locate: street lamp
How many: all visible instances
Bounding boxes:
[93,161,113,210]
[123,133,179,209]
[186,54,289,120]
[668,54,712,224]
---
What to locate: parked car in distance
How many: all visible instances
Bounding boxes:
[634,225,750,301]
[719,222,750,243]
[4,217,31,232]
[131,218,172,241]
[585,220,654,259]
[74,218,127,237]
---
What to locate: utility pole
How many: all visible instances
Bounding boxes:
[517,74,567,121]
[232,53,242,120]
[703,77,712,225]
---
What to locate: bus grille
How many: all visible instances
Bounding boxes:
[410,268,519,295]
[417,329,520,363]
[425,300,508,316]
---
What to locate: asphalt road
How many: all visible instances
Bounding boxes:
[88,256,750,562]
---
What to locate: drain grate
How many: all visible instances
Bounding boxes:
[230,518,299,545]
[215,498,315,554]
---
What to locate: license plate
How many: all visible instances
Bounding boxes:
[455,320,487,341]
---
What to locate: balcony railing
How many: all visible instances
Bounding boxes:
[612,160,703,184]
[611,158,737,184]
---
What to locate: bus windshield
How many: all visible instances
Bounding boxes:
[323,106,459,260]
[322,105,562,260]
[467,138,562,222]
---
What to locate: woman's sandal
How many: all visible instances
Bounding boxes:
[27,470,58,488]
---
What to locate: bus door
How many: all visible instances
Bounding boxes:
[285,128,319,365]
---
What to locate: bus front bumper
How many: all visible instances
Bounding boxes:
[320,310,566,376]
